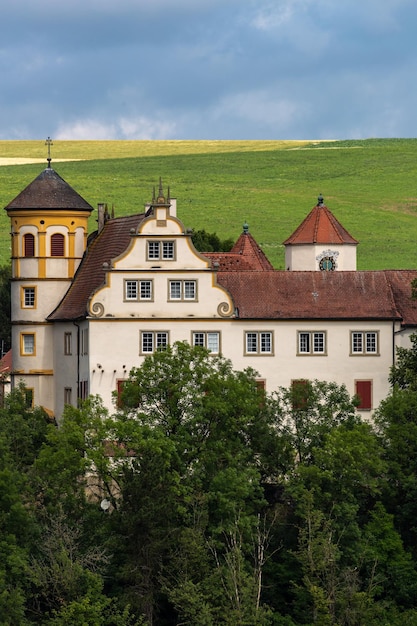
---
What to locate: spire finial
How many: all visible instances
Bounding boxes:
[243,221,249,234]
[45,136,53,168]
[318,193,324,206]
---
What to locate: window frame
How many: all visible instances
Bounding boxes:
[147,240,176,261]
[51,233,65,257]
[350,331,379,356]
[21,286,36,308]
[23,233,35,257]
[21,332,36,356]
[355,380,372,410]
[168,279,197,302]
[64,332,72,356]
[244,331,274,355]
[297,331,327,356]
[140,331,169,355]
[64,387,72,406]
[192,331,221,354]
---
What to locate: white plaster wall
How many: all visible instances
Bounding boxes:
[86,318,394,417]
[285,244,357,271]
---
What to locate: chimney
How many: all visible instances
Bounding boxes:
[97,203,106,232]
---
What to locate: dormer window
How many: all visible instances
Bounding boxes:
[51,233,65,257]
[147,240,175,261]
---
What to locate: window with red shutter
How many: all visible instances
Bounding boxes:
[24,233,35,257]
[51,233,65,257]
[355,380,372,410]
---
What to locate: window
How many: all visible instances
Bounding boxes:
[192,332,220,354]
[116,379,127,408]
[147,240,175,260]
[355,380,372,410]
[298,331,326,355]
[140,280,153,300]
[24,233,35,257]
[64,332,72,355]
[64,387,72,405]
[124,280,153,301]
[351,331,379,355]
[22,287,36,308]
[78,380,89,401]
[80,328,88,356]
[169,280,197,301]
[21,333,35,356]
[245,331,273,355]
[125,280,138,300]
[291,379,310,409]
[140,331,169,354]
[51,233,65,257]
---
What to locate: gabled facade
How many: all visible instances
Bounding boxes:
[5,169,417,420]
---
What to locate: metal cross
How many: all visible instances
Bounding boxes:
[45,136,53,167]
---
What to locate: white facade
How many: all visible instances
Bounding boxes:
[6,169,417,421]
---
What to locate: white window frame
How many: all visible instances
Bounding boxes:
[297,331,326,355]
[124,279,153,301]
[169,280,197,301]
[140,331,169,354]
[350,331,379,355]
[125,280,138,301]
[245,331,273,355]
[22,286,36,308]
[192,331,220,354]
[147,240,175,261]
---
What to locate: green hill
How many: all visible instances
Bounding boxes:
[1,138,417,269]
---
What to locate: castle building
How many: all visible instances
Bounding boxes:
[5,165,417,420]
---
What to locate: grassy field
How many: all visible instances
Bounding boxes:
[1,138,417,269]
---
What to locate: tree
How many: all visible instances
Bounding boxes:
[107,342,277,623]
[191,229,234,253]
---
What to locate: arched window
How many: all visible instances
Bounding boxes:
[23,233,35,257]
[51,233,65,257]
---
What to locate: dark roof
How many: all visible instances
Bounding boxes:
[4,167,94,212]
[283,202,358,245]
[48,214,145,321]
[204,232,274,271]
[217,270,416,320]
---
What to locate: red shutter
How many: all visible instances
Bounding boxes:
[355,380,372,410]
[24,234,35,257]
[51,233,65,257]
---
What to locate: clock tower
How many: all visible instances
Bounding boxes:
[283,195,358,271]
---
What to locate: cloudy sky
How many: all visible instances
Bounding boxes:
[1,0,417,140]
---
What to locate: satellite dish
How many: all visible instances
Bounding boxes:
[100,498,110,511]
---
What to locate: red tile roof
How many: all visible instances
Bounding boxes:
[0,349,12,375]
[5,167,94,212]
[48,214,145,321]
[216,270,415,321]
[205,232,274,271]
[283,201,358,245]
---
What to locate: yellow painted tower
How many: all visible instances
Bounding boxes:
[4,159,93,415]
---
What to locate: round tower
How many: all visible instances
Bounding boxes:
[4,160,93,414]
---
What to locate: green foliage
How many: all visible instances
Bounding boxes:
[1,366,417,622]
[389,332,417,389]
[191,229,234,252]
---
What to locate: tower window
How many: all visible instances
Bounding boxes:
[24,234,35,257]
[51,233,65,257]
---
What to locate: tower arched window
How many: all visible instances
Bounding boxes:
[51,233,65,257]
[23,233,35,257]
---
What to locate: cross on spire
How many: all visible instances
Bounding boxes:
[45,136,53,167]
